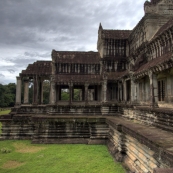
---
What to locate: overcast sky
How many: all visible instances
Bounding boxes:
[0,0,146,84]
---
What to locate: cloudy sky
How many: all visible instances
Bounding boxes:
[0,0,146,84]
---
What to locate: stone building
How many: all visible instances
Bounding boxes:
[1,1,173,173]
[16,0,173,110]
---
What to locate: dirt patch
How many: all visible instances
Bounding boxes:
[13,143,45,153]
[2,160,25,169]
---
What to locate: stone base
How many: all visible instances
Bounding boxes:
[1,105,173,172]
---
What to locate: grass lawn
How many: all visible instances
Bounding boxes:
[0,110,11,115]
[0,110,126,172]
[0,140,126,173]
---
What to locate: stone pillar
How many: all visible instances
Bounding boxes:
[56,85,59,102]
[49,76,56,105]
[136,82,140,102]
[102,80,107,102]
[122,80,127,102]
[79,89,82,101]
[59,63,61,73]
[33,77,40,105]
[15,76,22,105]
[114,62,118,71]
[69,83,73,104]
[120,83,123,101]
[149,71,158,107]
[134,82,137,103]
[24,79,29,104]
[84,84,89,103]
[130,78,136,103]
[117,82,120,101]
[40,80,44,104]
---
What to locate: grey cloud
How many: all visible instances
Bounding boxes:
[0,0,145,84]
[0,74,5,78]
[24,52,50,58]
[8,69,15,73]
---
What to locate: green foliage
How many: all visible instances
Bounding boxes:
[0,82,83,106]
[61,89,82,101]
[73,89,81,101]
[0,83,16,107]
[61,89,69,101]
[0,141,125,173]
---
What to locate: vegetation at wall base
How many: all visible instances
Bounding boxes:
[0,109,11,134]
[0,140,125,173]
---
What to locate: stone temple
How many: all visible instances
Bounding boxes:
[1,0,173,172]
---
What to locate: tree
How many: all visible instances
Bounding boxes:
[61,89,69,101]
[0,83,16,107]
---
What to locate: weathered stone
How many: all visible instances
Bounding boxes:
[2,1,173,173]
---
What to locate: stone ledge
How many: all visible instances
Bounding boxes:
[134,106,173,115]
[106,116,173,167]
[154,168,173,173]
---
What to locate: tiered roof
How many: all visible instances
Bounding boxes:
[21,61,52,76]
[101,30,131,39]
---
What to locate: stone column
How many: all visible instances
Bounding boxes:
[134,82,137,103]
[130,78,136,103]
[69,83,73,104]
[149,71,158,107]
[117,82,120,101]
[56,85,59,102]
[79,89,82,101]
[24,79,29,104]
[40,80,44,104]
[120,83,123,101]
[49,76,56,105]
[15,76,22,105]
[136,82,140,103]
[114,62,118,71]
[33,77,40,105]
[84,84,89,103]
[122,80,127,102]
[102,80,107,102]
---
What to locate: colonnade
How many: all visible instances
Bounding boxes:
[49,82,103,105]
[15,72,158,107]
[15,77,44,105]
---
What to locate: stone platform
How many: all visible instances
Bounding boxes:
[1,107,173,173]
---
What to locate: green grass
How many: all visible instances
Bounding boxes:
[0,140,125,173]
[0,110,11,115]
